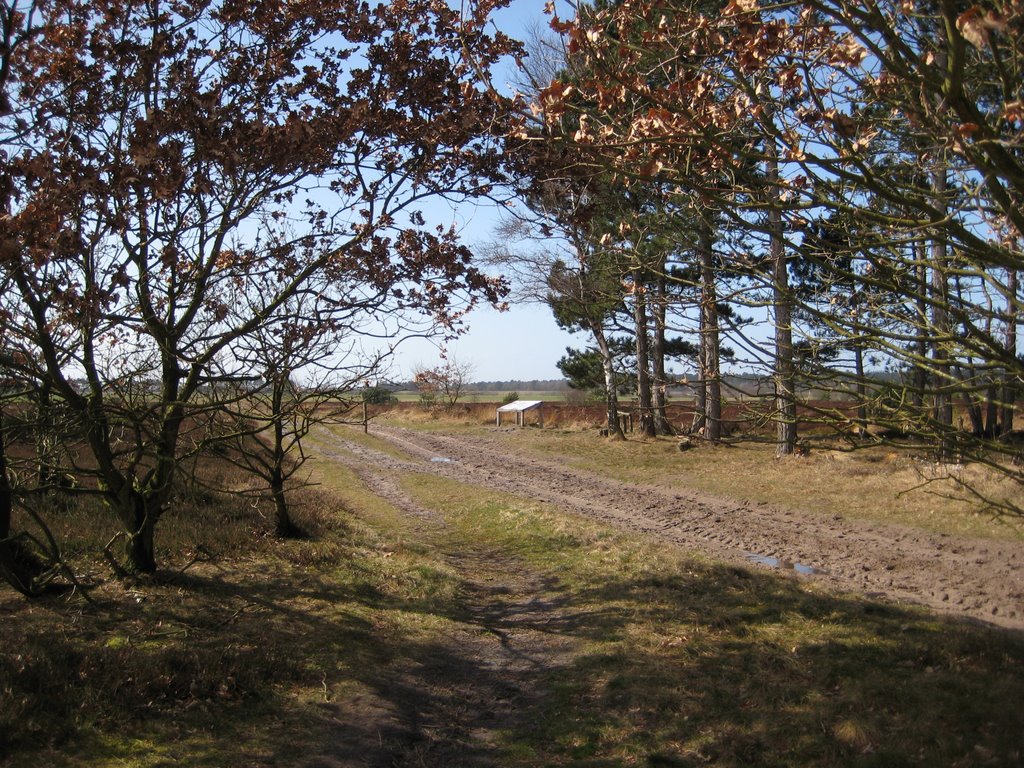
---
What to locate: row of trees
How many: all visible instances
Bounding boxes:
[494,0,1022,479]
[0,0,517,589]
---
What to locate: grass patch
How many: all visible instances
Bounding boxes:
[2,441,1023,766]
[399,474,1024,766]
[315,421,416,461]
[0,459,450,766]
[396,420,1022,541]
[399,472,672,585]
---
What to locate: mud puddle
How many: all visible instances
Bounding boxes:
[745,552,828,576]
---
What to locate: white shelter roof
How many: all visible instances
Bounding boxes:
[496,400,543,412]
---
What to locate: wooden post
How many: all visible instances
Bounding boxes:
[616,411,633,433]
[363,400,368,433]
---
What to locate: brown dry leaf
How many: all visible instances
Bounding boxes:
[1002,100,1024,123]
[957,7,991,49]
[955,122,981,138]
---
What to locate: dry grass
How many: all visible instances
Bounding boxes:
[316,421,416,461]
[379,407,1023,540]
[2,431,1023,766]
[379,400,612,432]
[0,467,457,767]
[568,436,1023,539]
[399,473,1024,767]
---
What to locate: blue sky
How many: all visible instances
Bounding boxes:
[391,0,580,383]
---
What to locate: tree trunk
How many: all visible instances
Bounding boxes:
[632,268,656,438]
[652,272,674,436]
[912,249,929,411]
[594,324,625,439]
[271,467,300,538]
[85,402,162,575]
[767,143,797,456]
[0,408,19,591]
[692,335,707,436]
[124,492,158,574]
[269,375,302,538]
[0,409,46,596]
[699,220,722,442]
[117,417,182,575]
[930,161,954,431]
[854,345,867,427]
[1003,269,1018,434]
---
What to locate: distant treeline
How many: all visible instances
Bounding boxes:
[383,373,900,397]
[388,379,572,393]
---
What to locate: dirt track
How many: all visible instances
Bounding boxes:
[323,424,1024,632]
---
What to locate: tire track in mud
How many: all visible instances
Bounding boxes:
[322,425,1024,632]
[314,431,444,528]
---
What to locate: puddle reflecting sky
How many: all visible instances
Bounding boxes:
[745,552,826,576]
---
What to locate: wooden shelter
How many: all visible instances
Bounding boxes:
[495,400,544,428]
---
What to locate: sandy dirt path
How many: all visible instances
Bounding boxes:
[322,424,1024,632]
[312,428,581,767]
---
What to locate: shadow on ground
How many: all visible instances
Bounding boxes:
[2,543,1023,767]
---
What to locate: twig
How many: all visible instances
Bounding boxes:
[103,532,131,579]
[177,545,215,575]
[217,602,255,628]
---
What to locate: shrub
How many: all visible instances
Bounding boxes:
[361,386,397,405]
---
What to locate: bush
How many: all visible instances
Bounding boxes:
[361,386,397,405]
[565,388,596,407]
[501,391,519,404]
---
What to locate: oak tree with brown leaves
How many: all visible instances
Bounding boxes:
[0,0,516,575]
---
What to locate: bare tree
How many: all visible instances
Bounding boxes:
[207,281,394,538]
[414,358,475,414]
